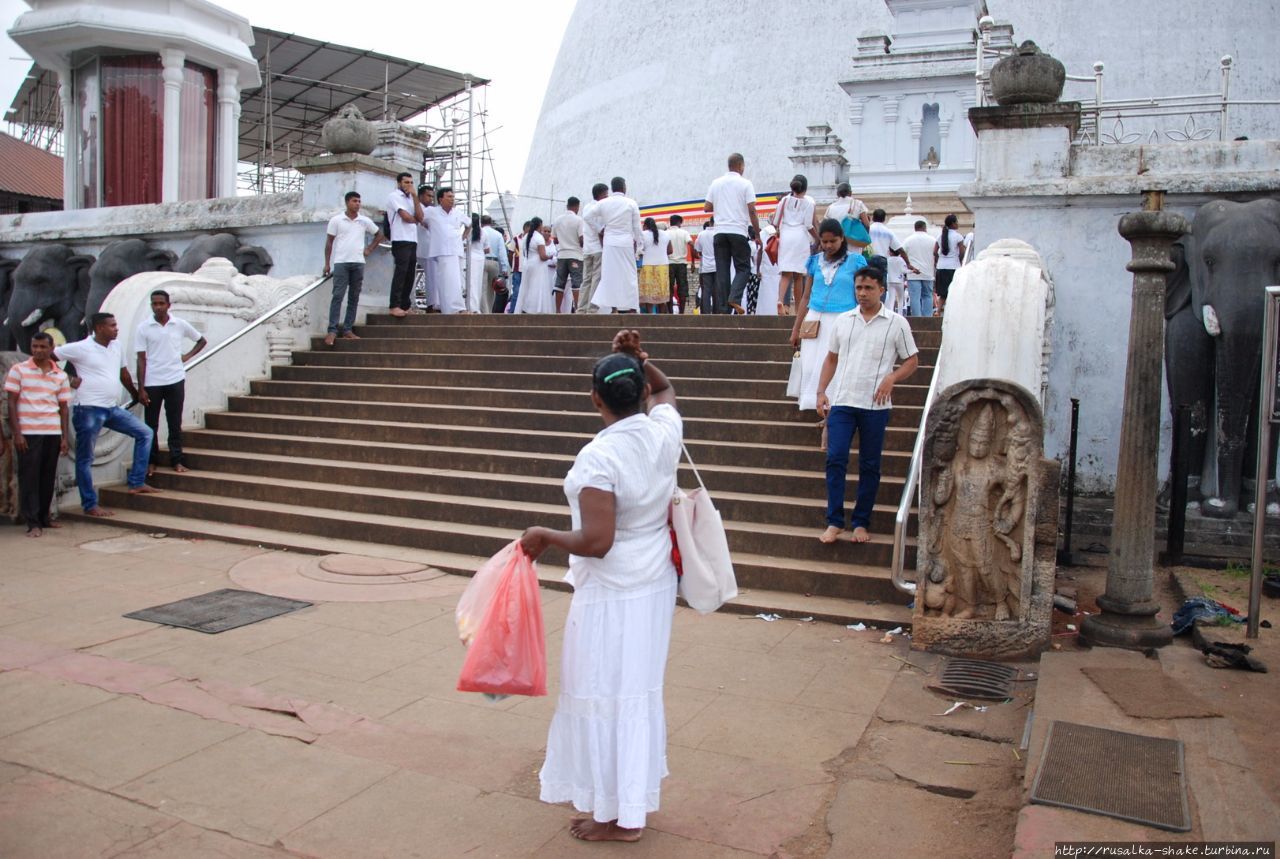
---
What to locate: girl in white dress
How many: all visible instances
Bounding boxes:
[521,329,681,843]
[466,213,487,313]
[515,216,556,313]
[771,174,819,316]
[638,218,673,314]
[756,225,782,316]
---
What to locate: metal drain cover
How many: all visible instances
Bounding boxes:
[125,588,312,634]
[928,658,1018,701]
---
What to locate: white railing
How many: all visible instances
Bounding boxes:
[975,19,1279,145]
[890,352,941,595]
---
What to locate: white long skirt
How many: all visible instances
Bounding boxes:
[777,224,811,273]
[431,255,465,314]
[466,248,487,313]
[790,309,844,411]
[757,269,781,316]
[593,240,639,312]
[516,257,556,313]
[539,576,677,829]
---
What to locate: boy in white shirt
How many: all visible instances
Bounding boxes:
[324,191,383,346]
[136,290,206,475]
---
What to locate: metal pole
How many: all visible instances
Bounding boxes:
[1220,55,1233,142]
[1060,398,1080,561]
[1248,285,1280,639]
[464,77,474,311]
[1094,61,1105,145]
[184,274,332,373]
[1165,404,1191,565]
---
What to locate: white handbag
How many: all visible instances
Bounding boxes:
[670,443,738,614]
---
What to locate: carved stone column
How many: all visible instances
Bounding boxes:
[883,95,901,168]
[1080,190,1186,650]
[848,97,867,169]
[55,67,78,209]
[160,48,185,203]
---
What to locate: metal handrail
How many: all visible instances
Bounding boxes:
[890,352,942,594]
[184,274,332,373]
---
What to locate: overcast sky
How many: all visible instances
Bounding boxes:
[0,0,575,197]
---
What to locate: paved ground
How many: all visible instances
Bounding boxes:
[0,520,1275,858]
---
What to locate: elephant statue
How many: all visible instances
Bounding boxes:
[1164,198,1280,518]
[0,258,20,350]
[85,239,178,320]
[175,233,273,275]
[5,244,96,353]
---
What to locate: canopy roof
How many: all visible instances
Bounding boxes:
[4,25,487,169]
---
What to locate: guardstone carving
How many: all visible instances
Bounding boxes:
[914,378,1058,659]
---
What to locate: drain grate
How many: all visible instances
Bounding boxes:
[125,588,312,634]
[1031,720,1189,831]
[928,658,1018,701]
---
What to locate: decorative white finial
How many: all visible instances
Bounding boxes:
[904,194,914,215]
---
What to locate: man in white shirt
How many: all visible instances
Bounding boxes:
[480,216,510,313]
[703,153,760,313]
[324,190,383,345]
[551,197,585,310]
[136,290,206,476]
[386,172,424,318]
[902,220,938,317]
[692,219,718,313]
[54,312,156,515]
[415,185,438,311]
[588,176,644,312]
[577,183,609,313]
[666,214,692,313]
[815,266,918,545]
[420,186,470,314]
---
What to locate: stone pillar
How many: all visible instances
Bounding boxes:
[160,48,185,203]
[1080,190,1186,651]
[883,95,901,168]
[848,98,867,169]
[216,68,239,198]
[55,68,78,209]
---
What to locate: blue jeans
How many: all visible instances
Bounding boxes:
[825,406,891,530]
[72,405,153,511]
[908,279,934,317]
[328,262,364,334]
[506,271,523,314]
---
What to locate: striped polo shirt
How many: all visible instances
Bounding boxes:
[4,358,71,435]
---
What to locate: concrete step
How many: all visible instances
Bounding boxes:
[175,448,919,534]
[309,336,941,363]
[212,401,925,448]
[243,379,928,425]
[363,312,943,332]
[63,506,914,627]
[96,487,915,602]
[182,427,916,478]
[348,322,943,347]
[131,469,915,567]
[271,362,931,406]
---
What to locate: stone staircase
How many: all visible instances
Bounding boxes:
[94,313,941,628]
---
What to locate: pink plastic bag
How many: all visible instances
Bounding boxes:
[456,541,547,697]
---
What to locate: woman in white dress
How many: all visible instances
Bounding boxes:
[465,214,487,314]
[520,329,681,843]
[771,174,818,317]
[515,216,556,313]
[933,213,966,313]
[823,181,871,253]
[638,218,673,314]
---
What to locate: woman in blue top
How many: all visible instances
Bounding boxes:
[787,218,868,411]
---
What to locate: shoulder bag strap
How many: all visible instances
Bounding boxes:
[680,441,708,493]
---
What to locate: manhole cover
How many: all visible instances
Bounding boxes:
[125,588,311,634]
[317,555,431,577]
[1031,720,1189,831]
[928,658,1019,701]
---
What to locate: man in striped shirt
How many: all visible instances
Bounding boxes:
[4,332,71,536]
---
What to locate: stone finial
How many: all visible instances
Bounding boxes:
[989,40,1066,105]
[320,105,378,156]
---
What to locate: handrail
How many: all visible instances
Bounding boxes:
[184,274,332,373]
[890,350,942,594]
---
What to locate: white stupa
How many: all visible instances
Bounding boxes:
[516,0,1279,221]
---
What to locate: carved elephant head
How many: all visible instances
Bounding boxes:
[5,244,96,353]
[176,233,273,276]
[85,238,179,321]
[234,244,274,276]
[0,258,20,351]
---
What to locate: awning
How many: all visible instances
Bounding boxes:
[4,25,487,170]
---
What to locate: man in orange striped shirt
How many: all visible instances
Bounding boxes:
[4,332,71,536]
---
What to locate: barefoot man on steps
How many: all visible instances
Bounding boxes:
[815,265,918,545]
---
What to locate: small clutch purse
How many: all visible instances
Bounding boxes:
[798,318,820,339]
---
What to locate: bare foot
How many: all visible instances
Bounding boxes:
[85,507,115,517]
[43,521,63,529]
[174,463,190,473]
[819,526,843,544]
[569,819,643,842]
[341,331,361,340]
[851,527,872,543]
[26,527,42,538]
[147,464,157,478]
[390,308,407,318]
[128,484,162,495]
[323,332,336,347]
